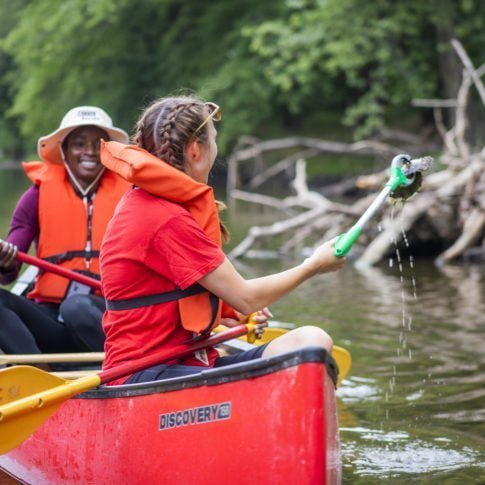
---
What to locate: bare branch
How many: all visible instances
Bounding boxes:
[454,70,472,160]
[230,189,296,214]
[249,148,319,189]
[412,99,458,108]
[451,38,485,106]
[436,208,485,265]
[228,136,398,163]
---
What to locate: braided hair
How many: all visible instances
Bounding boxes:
[134,95,229,242]
[133,95,211,173]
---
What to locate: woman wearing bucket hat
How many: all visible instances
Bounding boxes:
[0,106,130,356]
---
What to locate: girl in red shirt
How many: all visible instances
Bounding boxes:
[100,95,345,384]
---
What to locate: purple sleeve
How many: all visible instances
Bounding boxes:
[0,185,39,285]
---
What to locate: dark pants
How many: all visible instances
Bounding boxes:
[0,289,105,354]
[125,342,269,384]
[60,294,106,352]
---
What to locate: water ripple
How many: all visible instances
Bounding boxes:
[337,376,381,403]
[341,432,483,476]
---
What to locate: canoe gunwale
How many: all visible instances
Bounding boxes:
[78,346,336,399]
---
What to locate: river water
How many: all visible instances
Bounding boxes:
[1,169,484,483]
[232,256,484,483]
[225,203,485,483]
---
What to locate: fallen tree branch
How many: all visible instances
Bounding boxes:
[355,195,434,267]
[230,189,296,214]
[436,208,485,265]
[248,149,319,189]
[228,206,328,260]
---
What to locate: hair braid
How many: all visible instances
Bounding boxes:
[154,103,198,171]
[134,96,208,172]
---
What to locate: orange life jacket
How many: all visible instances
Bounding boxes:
[100,140,239,334]
[23,161,130,303]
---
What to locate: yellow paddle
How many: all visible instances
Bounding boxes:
[0,324,252,455]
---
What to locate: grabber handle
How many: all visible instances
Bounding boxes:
[334,226,362,258]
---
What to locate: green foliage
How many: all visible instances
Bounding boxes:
[1,0,285,157]
[246,0,484,138]
[0,0,29,159]
[0,0,483,160]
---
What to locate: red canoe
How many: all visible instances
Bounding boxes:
[0,348,340,484]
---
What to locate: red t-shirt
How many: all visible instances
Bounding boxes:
[101,188,225,384]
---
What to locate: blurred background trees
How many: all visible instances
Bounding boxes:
[0,0,483,161]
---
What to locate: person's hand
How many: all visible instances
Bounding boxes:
[248,307,272,338]
[302,237,346,275]
[0,239,18,272]
[220,308,271,339]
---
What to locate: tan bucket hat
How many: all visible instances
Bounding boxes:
[37,106,129,164]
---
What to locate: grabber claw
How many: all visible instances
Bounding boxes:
[388,154,433,201]
[333,153,433,257]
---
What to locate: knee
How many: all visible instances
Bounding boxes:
[289,325,333,352]
[262,325,333,358]
[60,295,92,322]
[60,294,84,311]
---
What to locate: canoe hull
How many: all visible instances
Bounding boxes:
[0,348,341,484]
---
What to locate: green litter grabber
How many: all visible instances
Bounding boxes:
[334,153,433,258]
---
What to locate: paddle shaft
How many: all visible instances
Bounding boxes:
[0,352,104,365]
[16,251,102,291]
[99,324,250,383]
[1,327,351,382]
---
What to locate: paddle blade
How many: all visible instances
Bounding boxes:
[0,366,67,454]
[332,345,352,387]
[0,365,68,404]
[0,401,62,455]
[0,366,100,454]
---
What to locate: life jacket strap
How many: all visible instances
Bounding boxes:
[105,283,211,311]
[35,262,100,282]
[44,250,100,265]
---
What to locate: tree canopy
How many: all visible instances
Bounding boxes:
[0,0,483,160]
